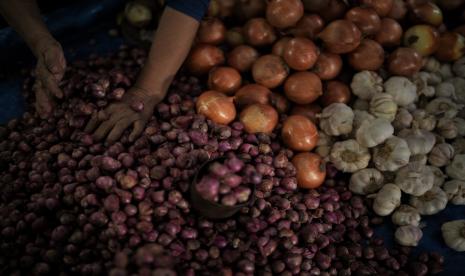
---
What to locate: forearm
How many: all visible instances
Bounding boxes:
[0,0,53,56]
[135,7,199,99]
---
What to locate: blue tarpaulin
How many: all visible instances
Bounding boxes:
[0,1,464,275]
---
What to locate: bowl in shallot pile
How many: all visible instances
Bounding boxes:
[190,154,261,219]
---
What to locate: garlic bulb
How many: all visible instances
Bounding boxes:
[413,73,436,97]
[454,118,465,136]
[353,110,375,132]
[395,225,423,246]
[436,117,458,139]
[446,154,465,181]
[411,109,437,131]
[434,82,456,99]
[315,132,334,158]
[428,143,455,167]
[384,77,417,107]
[447,77,465,104]
[409,154,427,165]
[443,180,465,205]
[453,57,465,78]
[392,108,413,130]
[423,57,440,73]
[350,71,383,100]
[353,99,370,111]
[349,168,384,195]
[355,118,394,148]
[452,138,465,155]
[439,63,454,80]
[410,186,448,215]
[373,184,401,216]
[425,97,461,119]
[369,93,398,122]
[395,163,434,196]
[391,205,421,226]
[330,139,371,173]
[373,136,411,172]
[398,128,436,155]
[431,166,446,188]
[441,220,465,252]
[319,103,354,136]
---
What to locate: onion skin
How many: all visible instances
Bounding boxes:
[403,25,440,57]
[243,18,277,47]
[234,0,267,22]
[239,104,278,134]
[320,80,351,107]
[283,37,319,71]
[345,7,381,36]
[287,14,325,40]
[282,115,319,151]
[252,54,289,88]
[266,0,304,28]
[348,39,385,71]
[284,72,322,104]
[290,103,322,124]
[270,93,290,114]
[312,52,342,80]
[197,18,226,45]
[388,0,408,20]
[374,18,403,47]
[359,0,393,17]
[410,2,443,26]
[186,44,225,76]
[388,47,423,77]
[272,37,292,56]
[196,91,236,125]
[318,20,362,54]
[234,84,271,108]
[319,0,348,21]
[227,45,259,72]
[435,32,465,62]
[207,67,242,95]
[292,152,326,189]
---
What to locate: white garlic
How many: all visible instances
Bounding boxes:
[413,72,436,97]
[349,168,384,195]
[431,166,446,188]
[395,163,434,196]
[330,139,371,173]
[369,93,398,122]
[446,154,465,181]
[384,76,417,106]
[425,97,461,119]
[428,143,455,167]
[315,132,334,158]
[319,103,354,136]
[405,103,417,113]
[393,108,413,130]
[353,98,370,111]
[373,184,401,216]
[395,225,423,246]
[439,63,454,80]
[441,220,465,252]
[411,109,437,131]
[391,205,421,226]
[452,57,465,78]
[398,128,436,155]
[355,118,394,148]
[437,117,459,139]
[350,70,383,100]
[443,180,465,205]
[353,110,376,132]
[423,57,440,73]
[452,138,465,155]
[373,136,411,172]
[409,154,428,165]
[447,77,465,104]
[434,82,456,99]
[454,117,465,136]
[410,186,448,215]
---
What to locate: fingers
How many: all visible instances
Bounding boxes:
[84,110,107,133]
[93,117,120,142]
[37,63,63,99]
[129,120,145,142]
[44,44,66,77]
[106,119,133,144]
[34,82,54,119]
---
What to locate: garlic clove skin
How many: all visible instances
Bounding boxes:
[391,205,421,226]
[384,76,417,107]
[353,110,376,132]
[425,97,461,119]
[422,57,440,73]
[355,118,394,148]
[436,117,458,140]
[411,109,437,132]
[447,77,465,105]
[409,186,448,215]
[441,220,465,252]
[452,138,465,155]
[353,98,370,111]
[329,139,371,173]
[431,166,446,188]
[369,93,398,122]
[319,103,354,136]
[428,143,455,167]
[452,57,465,78]
[398,128,436,155]
[439,63,454,80]
[409,154,428,166]
[454,118,465,137]
[349,168,384,195]
[392,108,413,130]
[434,82,456,99]
[443,180,465,205]
[373,184,401,216]
[395,163,434,196]
[446,154,465,181]
[373,136,411,172]
[395,225,423,246]
[350,71,383,100]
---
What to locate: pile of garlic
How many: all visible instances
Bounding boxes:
[318,56,465,249]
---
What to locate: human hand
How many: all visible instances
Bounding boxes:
[84,87,163,143]
[33,37,66,118]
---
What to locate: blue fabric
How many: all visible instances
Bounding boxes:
[166,0,210,21]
